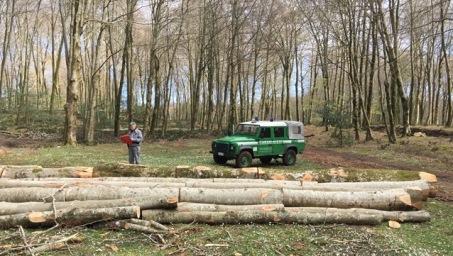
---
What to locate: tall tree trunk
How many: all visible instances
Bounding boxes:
[64,0,87,146]
[440,0,452,127]
[0,0,15,100]
[84,2,107,143]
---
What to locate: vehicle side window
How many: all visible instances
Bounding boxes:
[260,128,271,138]
[292,126,301,134]
[274,127,285,138]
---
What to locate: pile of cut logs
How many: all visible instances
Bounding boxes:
[0,164,438,230]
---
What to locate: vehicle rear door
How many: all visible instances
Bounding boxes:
[272,126,287,155]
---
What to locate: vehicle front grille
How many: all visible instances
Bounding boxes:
[213,142,229,152]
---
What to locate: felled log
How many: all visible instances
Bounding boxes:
[0,179,185,189]
[0,166,92,179]
[142,209,383,225]
[0,186,179,203]
[282,188,422,210]
[0,197,177,216]
[18,177,196,183]
[285,208,431,223]
[176,203,285,212]
[0,206,140,229]
[184,181,301,190]
[301,180,433,199]
[179,188,283,205]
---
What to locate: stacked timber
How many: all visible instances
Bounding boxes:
[0,166,437,229]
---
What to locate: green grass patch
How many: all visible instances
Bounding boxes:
[0,138,452,255]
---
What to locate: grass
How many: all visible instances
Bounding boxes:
[1,133,453,255]
[0,139,324,171]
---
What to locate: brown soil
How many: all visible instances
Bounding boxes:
[304,125,453,203]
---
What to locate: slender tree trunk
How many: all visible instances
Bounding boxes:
[64,0,87,146]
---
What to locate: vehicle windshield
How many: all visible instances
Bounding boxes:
[234,124,259,136]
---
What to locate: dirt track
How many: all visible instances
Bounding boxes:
[304,145,453,203]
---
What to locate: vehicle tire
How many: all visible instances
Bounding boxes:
[259,157,273,165]
[213,155,228,164]
[283,149,297,166]
[236,151,253,168]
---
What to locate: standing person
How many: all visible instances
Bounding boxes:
[128,122,143,164]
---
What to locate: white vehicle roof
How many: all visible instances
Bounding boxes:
[239,120,303,127]
[239,121,287,127]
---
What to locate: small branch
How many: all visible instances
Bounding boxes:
[18,226,35,256]
[30,234,79,254]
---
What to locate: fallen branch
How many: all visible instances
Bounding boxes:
[129,218,169,231]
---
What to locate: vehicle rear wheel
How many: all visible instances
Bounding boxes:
[259,157,272,165]
[213,155,228,164]
[283,149,297,166]
[236,151,253,168]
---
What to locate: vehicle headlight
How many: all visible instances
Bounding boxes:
[230,145,235,151]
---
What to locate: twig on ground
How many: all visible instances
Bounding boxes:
[30,233,79,254]
[226,230,234,240]
[19,225,35,256]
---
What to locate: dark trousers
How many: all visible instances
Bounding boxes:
[128,146,141,164]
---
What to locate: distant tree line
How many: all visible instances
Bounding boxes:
[0,0,451,145]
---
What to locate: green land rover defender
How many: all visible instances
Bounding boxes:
[211,120,305,168]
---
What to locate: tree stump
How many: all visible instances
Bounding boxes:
[193,166,213,178]
[240,167,265,179]
[1,165,43,179]
[174,165,192,178]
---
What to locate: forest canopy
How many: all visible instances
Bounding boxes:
[0,0,451,145]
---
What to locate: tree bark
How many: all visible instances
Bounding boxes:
[0,186,179,203]
[179,188,283,205]
[176,203,284,212]
[0,196,177,216]
[64,0,87,146]
[0,206,140,229]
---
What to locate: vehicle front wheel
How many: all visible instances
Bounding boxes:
[213,155,228,164]
[236,151,253,168]
[259,157,273,165]
[283,149,297,166]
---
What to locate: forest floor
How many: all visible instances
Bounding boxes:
[303,126,453,203]
[0,124,453,255]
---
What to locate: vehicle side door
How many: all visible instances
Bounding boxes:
[256,127,272,156]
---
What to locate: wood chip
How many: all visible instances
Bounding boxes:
[389,221,401,229]
[419,172,437,183]
[205,244,229,247]
[108,244,119,252]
